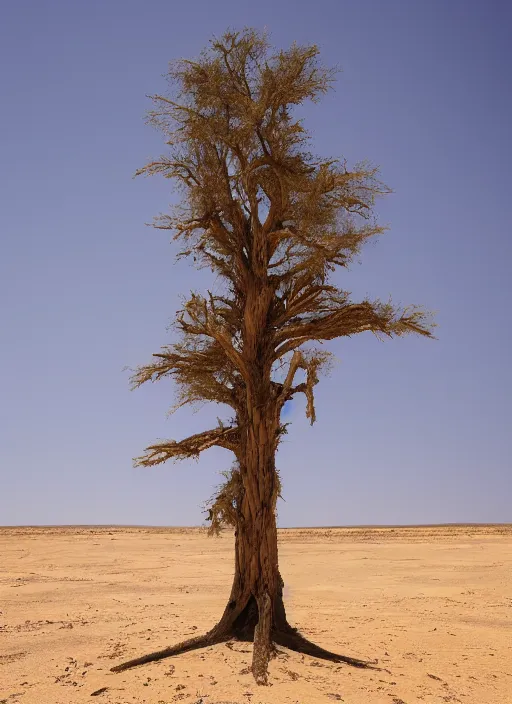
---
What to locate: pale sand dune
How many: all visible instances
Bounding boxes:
[1,525,511,703]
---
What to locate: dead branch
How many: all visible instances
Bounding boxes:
[135,426,240,466]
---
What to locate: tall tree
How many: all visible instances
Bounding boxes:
[111,29,434,684]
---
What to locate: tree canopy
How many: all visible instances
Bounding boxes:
[131,28,434,476]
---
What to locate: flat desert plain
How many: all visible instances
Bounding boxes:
[1,525,511,704]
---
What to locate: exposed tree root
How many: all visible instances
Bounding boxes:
[110,580,376,680]
[110,623,376,677]
[272,627,378,669]
[252,593,272,685]
[110,630,228,673]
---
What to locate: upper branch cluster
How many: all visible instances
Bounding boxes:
[131,28,435,469]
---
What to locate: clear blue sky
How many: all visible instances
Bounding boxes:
[1,0,510,527]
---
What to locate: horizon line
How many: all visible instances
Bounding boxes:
[1,522,511,530]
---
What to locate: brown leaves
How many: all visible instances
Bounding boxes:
[204,463,243,535]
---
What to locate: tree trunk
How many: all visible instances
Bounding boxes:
[110,443,373,680]
[223,395,286,679]
[110,296,374,682]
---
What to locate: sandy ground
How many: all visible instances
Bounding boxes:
[1,525,511,704]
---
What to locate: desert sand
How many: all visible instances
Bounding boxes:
[1,525,511,704]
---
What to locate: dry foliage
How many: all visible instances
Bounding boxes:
[130,29,434,527]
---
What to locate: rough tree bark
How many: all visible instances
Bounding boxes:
[112,379,373,679]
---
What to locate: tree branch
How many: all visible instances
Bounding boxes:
[277,350,327,424]
[273,301,434,360]
[135,426,240,467]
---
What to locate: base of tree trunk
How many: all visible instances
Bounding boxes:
[110,596,376,683]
